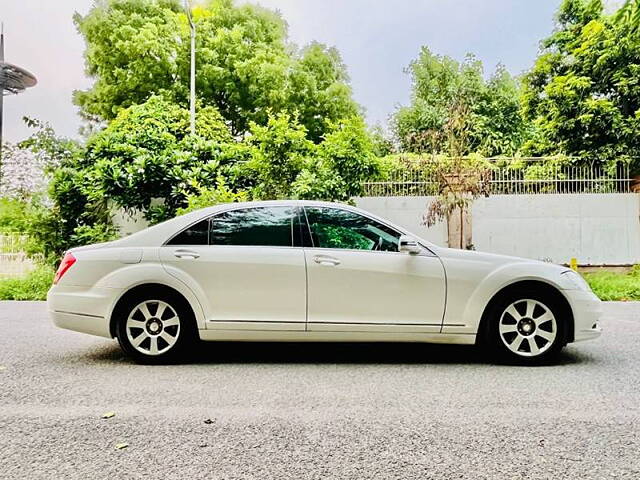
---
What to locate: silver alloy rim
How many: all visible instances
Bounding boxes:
[499,299,557,357]
[125,300,181,356]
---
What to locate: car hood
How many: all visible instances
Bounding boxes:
[433,246,569,273]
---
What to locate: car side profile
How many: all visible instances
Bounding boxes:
[47,200,602,365]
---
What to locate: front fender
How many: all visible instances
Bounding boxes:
[442,260,570,335]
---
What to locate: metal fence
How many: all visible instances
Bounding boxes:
[362,158,634,197]
[0,233,37,278]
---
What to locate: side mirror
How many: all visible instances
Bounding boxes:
[398,235,421,255]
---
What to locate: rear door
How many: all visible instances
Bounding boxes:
[301,206,446,332]
[159,206,306,330]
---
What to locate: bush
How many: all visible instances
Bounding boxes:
[583,266,640,301]
[0,198,34,232]
[177,178,249,216]
[0,264,55,301]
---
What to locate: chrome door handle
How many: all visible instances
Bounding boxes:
[174,249,200,259]
[313,255,340,266]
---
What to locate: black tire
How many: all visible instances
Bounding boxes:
[483,287,568,365]
[114,288,197,364]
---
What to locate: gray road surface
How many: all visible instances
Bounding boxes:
[1,301,639,479]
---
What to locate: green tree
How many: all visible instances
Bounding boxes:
[287,42,360,143]
[292,116,380,201]
[73,0,183,121]
[177,177,249,215]
[74,0,361,141]
[82,95,233,222]
[393,47,528,156]
[521,0,640,163]
[241,113,379,202]
[246,113,315,200]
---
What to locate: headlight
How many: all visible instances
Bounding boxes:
[561,270,591,291]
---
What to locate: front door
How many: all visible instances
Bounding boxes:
[302,207,446,332]
[160,206,306,329]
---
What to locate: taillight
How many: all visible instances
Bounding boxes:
[53,252,76,285]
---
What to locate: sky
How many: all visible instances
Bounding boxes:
[0,0,569,143]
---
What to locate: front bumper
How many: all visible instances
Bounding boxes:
[563,289,602,342]
[47,284,123,339]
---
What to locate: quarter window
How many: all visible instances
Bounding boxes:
[209,207,295,247]
[167,219,209,246]
[304,207,401,252]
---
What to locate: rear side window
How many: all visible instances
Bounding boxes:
[167,219,209,245]
[209,207,294,247]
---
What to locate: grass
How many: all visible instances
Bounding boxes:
[0,264,55,301]
[583,265,640,301]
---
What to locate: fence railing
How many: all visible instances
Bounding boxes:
[0,233,30,254]
[361,158,634,197]
[0,233,37,278]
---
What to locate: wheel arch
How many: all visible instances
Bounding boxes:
[476,280,575,346]
[109,283,199,338]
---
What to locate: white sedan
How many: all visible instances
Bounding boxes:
[47,200,602,365]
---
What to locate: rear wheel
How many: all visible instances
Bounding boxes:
[115,292,196,364]
[485,289,567,365]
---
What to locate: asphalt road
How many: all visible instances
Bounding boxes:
[1,302,639,479]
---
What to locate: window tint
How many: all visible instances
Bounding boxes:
[167,219,209,245]
[209,207,294,247]
[304,207,401,252]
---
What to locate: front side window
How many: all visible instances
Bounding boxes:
[209,207,295,247]
[304,207,401,252]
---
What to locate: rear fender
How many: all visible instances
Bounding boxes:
[96,262,207,331]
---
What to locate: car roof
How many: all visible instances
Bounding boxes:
[192,199,352,214]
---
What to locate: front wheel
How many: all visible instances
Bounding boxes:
[485,290,567,365]
[115,292,196,364]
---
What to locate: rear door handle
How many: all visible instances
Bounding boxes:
[313,255,340,266]
[174,249,200,259]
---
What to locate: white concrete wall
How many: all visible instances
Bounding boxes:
[112,209,149,237]
[355,194,640,265]
[355,196,448,247]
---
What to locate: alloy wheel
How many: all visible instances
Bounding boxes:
[498,299,557,357]
[125,300,181,356]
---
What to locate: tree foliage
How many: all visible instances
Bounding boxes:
[246,113,379,202]
[54,97,378,230]
[176,177,249,215]
[73,0,183,121]
[521,0,640,163]
[82,95,232,221]
[74,0,360,141]
[393,47,529,157]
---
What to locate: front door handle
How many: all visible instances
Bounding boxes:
[313,255,340,266]
[174,249,200,259]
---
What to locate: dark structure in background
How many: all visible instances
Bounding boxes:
[0,23,37,160]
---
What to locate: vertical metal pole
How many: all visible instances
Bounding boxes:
[185,1,196,136]
[0,23,5,162]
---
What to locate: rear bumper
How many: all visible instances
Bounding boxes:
[564,289,603,342]
[49,310,111,338]
[47,284,123,339]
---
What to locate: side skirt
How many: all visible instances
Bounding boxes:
[199,328,476,345]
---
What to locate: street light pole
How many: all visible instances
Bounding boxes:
[1,23,5,160]
[185,0,196,136]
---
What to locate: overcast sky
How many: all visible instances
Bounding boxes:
[1,0,568,143]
